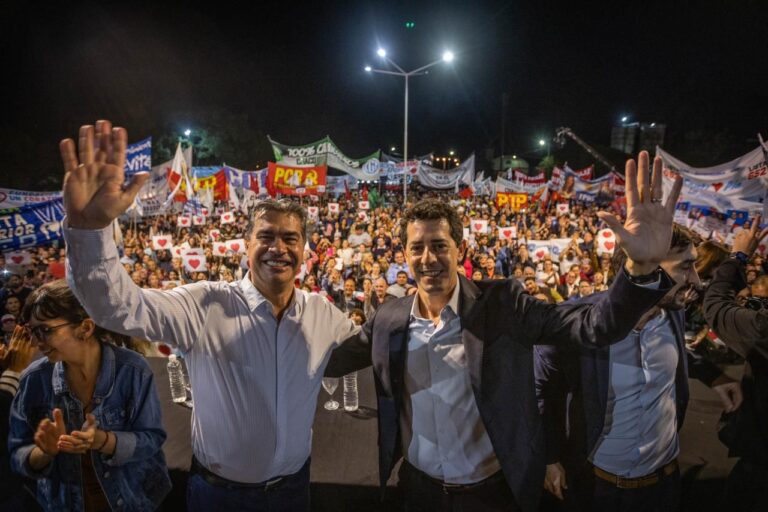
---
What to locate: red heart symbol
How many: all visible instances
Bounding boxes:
[711,182,723,192]
[503,229,512,237]
[217,245,226,254]
[181,218,189,225]
[536,250,545,258]
[603,231,612,238]
[157,239,167,247]
[604,241,615,250]
[211,233,219,240]
[188,259,201,269]
[474,223,483,231]
[230,243,240,252]
[11,256,23,264]
[223,214,231,221]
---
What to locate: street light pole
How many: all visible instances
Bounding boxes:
[403,74,409,204]
[365,49,454,207]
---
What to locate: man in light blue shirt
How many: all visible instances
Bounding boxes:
[536,226,743,511]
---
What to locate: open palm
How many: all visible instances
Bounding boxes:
[597,151,682,275]
[60,120,149,229]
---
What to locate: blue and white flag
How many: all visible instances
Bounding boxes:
[124,137,152,177]
[0,198,65,251]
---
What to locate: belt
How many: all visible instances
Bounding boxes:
[191,456,287,491]
[593,459,678,489]
[403,460,506,495]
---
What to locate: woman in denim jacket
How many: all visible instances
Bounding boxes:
[8,280,171,511]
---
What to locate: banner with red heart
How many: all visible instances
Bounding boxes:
[358,201,370,210]
[182,254,207,273]
[527,241,551,261]
[177,216,191,227]
[307,206,319,219]
[497,226,517,240]
[209,229,221,242]
[470,219,488,234]
[182,247,205,257]
[151,235,173,251]
[226,238,246,254]
[5,250,31,265]
[328,203,339,214]
[212,242,228,256]
[192,215,205,226]
[556,203,569,215]
[596,229,616,255]
[171,246,184,258]
[220,211,235,224]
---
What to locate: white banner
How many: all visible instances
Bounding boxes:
[417,155,475,190]
[658,146,768,215]
[0,188,62,209]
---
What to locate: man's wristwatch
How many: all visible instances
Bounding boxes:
[730,251,749,266]
[624,266,662,285]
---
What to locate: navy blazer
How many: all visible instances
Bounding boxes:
[327,270,671,512]
[534,296,722,468]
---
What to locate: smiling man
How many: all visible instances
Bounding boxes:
[327,149,685,512]
[59,121,360,512]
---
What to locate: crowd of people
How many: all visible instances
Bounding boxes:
[0,120,766,512]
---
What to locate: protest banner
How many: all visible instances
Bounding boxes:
[0,198,65,251]
[267,163,327,196]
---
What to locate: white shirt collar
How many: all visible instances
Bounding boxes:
[240,271,304,316]
[410,279,461,320]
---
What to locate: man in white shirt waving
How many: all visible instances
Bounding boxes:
[59,120,359,512]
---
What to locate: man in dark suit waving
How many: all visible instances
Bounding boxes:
[327,152,682,512]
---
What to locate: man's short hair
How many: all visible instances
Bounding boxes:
[246,199,307,240]
[400,199,463,248]
[397,270,408,277]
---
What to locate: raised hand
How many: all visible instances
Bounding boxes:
[597,151,683,275]
[60,120,149,229]
[34,408,67,456]
[732,215,768,256]
[5,325,38,373]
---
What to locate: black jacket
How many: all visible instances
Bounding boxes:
[704,258,768,463]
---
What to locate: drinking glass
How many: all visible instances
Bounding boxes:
[321,377,340,410]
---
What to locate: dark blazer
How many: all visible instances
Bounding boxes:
[326,270,671,512]
[703,259,768,462]
[534,296,722,469]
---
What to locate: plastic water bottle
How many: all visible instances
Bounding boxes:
[343,372,358,411]
[167,355,187,403]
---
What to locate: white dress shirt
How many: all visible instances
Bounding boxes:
[64,225,359,483]
[401,282,501,483]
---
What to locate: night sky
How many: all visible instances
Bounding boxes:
[2,0,766,187]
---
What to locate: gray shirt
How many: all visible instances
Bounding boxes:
[64,225,359,483]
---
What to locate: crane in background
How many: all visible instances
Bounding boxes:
[554,127,618,172]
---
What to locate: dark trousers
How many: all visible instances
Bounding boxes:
[397,460,519,512]
[187,459,310,512]
[587,466,681,512]
[724,458,768,512]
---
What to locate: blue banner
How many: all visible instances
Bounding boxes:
[125,137,152,177]
[0,198,66,251]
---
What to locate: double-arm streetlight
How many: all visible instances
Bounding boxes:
[365,48,455,205]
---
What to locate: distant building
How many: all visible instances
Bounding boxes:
[492,155,530,174]
[611,122,666,154]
